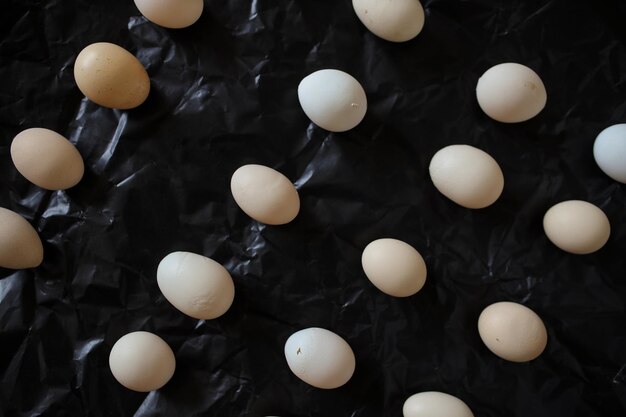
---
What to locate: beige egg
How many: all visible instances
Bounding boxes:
[543,200,610,254]
[362,238,427,297]
[478,302,547,362]
[0,207,43,269]
[157,251,235,320]
[109,331,175,392]
[476,63,547,123]
[429,144,504,209]
[284,327,356,389]
[230,164,300,225]
[11,128,84,190]
[134,0,204,29]
[74,42,150,109]
[403,392,475,417]
[352,0,425,42]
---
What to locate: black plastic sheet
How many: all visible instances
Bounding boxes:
[1,0,626,416]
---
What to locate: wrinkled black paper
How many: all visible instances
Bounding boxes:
[1,0,626,416]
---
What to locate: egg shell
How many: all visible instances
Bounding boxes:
[74,42,150,109]
[284,327,355,389]
[0,207,43,269]
[361,238,427,297]
[109,331,175,392]
[476,63,547,123]
[11,128,84,190]
[403,392,475,417]
[543,200,610,254]
[352,0,425,42]
[478,301,547,362]
[157,251,235,320]
[429,144,504,209]
[230,164,300,225]
[298,69,367,132]
[593,123,626,183]
[134,0,203,29]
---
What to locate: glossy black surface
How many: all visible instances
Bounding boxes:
[1,0,625,416]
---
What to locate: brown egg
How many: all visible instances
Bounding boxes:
[11,128,84,190]
[74,42,150,109]
[0,207,43,269]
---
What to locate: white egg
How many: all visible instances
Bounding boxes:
[134,0,204,29]
[476,63,547,123]
[403,392,475,417]
[429,144,504,209]
[543,200,610,255]
[593,123,626,183]
[230,164,300,225]
[478,302,547,362]
[362,238,427,297]
[157,251,235,320]
[109,331,176,392]
[284,327,355,389]
[352,0,425,42]
[298,69,367,132]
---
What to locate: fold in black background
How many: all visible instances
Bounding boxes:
[1,0,626,416]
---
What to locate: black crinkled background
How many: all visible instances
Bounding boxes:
[1,0,626,416]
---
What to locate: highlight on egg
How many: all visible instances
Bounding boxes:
[429,144,504,209]
[352,0,425,42]
[0,207,44,269]
[230,164,300,225]
[593,123,626,183]
[134,0,204,29]
[284,327,356,389]
[478,301,547,362]
[543,200,610,255]
[298,69,367,132]
[362,238,427,297]
[74,42,150,109]
[109,331,176,392]
[11,128,84,190]
[476,63,547,123]
[403,391,475,417]
[157,251,235,320]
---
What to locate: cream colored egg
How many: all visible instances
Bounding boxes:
[543,200,610,254]
[476,63,547,123]
[352,0,425,42]
[134,0,204,29]
[74,42,150,109]
[11,128,84,190]
[109,331,175,392]
[403,392,475,417]
[362,238,427,297]
[157,251,235,320]
[478,302,547,362]
[284,327,355,389]
[230,164,300,225]
[429,144,504,209]
[298,69,367,132]
[0,207,43,269]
